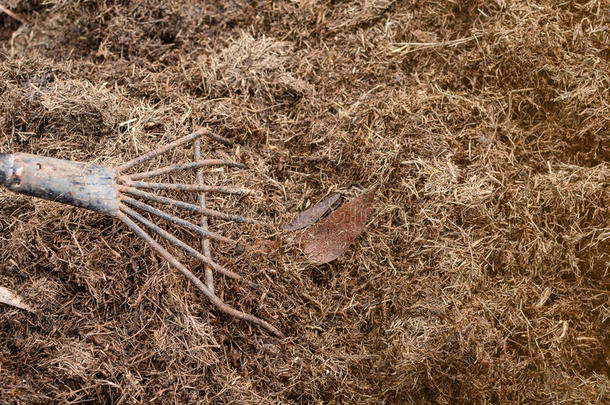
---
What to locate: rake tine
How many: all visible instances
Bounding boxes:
[194,138,214,293]
[121,180,250,195]
[125,159,245,181]
[202,132,235,147]
[120,196,235,245]
[117,128,207,173]
[120,204,259,289]
[117,211,283,337]
[118,185,266,226]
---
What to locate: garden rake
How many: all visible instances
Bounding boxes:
[0,128,282,337]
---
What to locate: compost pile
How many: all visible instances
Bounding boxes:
[0,0,608,403]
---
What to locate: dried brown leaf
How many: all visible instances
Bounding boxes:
[0,286,35,312]
[303,190,375,264]
[284,193,341,231]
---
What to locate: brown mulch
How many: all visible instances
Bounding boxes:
[0,0,608,403]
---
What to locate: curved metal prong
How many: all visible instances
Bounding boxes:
[117,128,207,173]
[194,138,214,294]
[117,211,283,337]
[120,204,259,289]
[120,196,235,245]
[118,185,266,226]
[120,180,250,195]
[125,159,244,181]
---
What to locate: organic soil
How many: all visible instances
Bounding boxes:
[0,0,608,403]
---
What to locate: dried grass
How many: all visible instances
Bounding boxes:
[0,0,608,403]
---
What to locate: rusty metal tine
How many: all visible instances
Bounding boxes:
[117,128,207,173]
[194,138,214,294]
[202,132,235,147]
[117,211,283,337]
[120,204,259,289]
[122,180,250,195]
[125,159,245,181]
[120,195,235,245]
[118,185,266,226]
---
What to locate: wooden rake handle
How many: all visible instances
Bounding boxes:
[0,152,119,215]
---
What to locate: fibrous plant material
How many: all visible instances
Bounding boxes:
[0,128,282,337]
[0,0,608,402]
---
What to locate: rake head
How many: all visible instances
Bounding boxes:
[0,128,282,337]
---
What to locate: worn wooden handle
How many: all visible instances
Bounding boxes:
[0,153,119,216]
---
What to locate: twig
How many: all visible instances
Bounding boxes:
[0,4,27,25]
[390,34,480,55]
